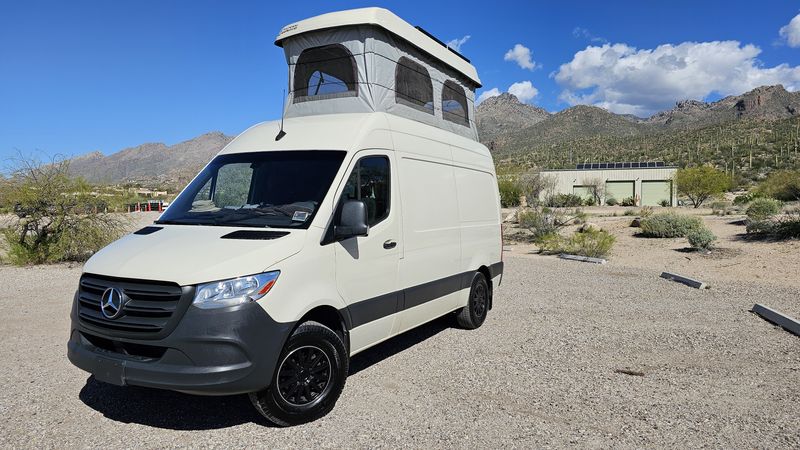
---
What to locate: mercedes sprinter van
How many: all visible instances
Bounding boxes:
[67,7,503,426]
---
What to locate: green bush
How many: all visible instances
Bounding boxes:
[566,228,616,258]
[606,197,618,206]
[498,179,521,208]
[535,232,565,253]
[687,227,717,250]
[659,199,670,207]
[756,170,800,201]
[536,228,616,258]
[547,193,583,208]
[745,198,782,221]
[733,191,764,205]
[746,213,800,239]
[623,208,636,216]
[620,197,635,207]
[639,212,703,238]
[519,209,558,240]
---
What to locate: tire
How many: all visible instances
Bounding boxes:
[249,321,348,426]
[455,272,489,329]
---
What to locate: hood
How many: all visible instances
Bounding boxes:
[83,225,306,286]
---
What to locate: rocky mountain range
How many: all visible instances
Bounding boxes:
[476,84,800,147]
[68,132,233,185]
[66,85,800,185]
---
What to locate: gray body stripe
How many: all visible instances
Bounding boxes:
[345,262,503,329]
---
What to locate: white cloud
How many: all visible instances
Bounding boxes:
[508,81,539,103]
[476,82,540,105]
[780,13,800,47]
[446,35,471,52]
[504,44,537,70]
[477,88,501,104]
[554,41,800,116]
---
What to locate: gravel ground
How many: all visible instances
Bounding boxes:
[0,256,798,448]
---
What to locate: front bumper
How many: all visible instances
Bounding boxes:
[68,296,294,395]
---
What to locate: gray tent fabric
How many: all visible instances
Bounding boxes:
[281,25,479,140]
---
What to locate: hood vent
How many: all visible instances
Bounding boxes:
[221,230,290,240]
[133,226,163,235]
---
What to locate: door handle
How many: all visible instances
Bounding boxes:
[383,239,397,249]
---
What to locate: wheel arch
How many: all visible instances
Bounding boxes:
[294,304,351,351]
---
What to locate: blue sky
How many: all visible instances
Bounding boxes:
[1,1,799,160]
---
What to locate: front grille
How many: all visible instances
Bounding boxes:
[77,274,193,339]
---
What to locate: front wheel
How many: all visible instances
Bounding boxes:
[249,321,348,426]
[455,272,489,329]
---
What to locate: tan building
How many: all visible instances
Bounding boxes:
[542,162,678,207]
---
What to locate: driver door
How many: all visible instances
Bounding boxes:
[334,151,401,354]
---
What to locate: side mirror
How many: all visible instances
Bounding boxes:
[334,200,369,240]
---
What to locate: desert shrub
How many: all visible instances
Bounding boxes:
[547,193,584,208]
[659,199,670,207]
[1,156,126,265]
[583,197,596,206]
[620,197,635,207]
[639,206,654,218]
[535,228,616,258]
[534,232,565,253]
[566,228,616,258]
[710,201,729,216]
[687,227,717,250]
[733,191,764,205]
[745,198,782,221]
[519,207,584,241]
[675,166,731,208]
[606,197,618,206]
[623,208,636,216]
[498,179,521,208]
[756,170,800,201]
[639,212,703,238]
[746,213,800,239]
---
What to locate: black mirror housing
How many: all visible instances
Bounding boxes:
[334,200,369,240]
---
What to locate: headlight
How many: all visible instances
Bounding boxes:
[193,271,280,309]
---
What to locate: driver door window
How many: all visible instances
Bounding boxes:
[340,156,390,226]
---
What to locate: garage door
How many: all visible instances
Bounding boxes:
[642,180,672,206]
[572,186,592,202]
[605,181,634,204]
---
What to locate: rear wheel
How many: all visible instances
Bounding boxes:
[456,272,489,329]
[249,321,348,426]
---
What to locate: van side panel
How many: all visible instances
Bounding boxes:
[453,164,501,296]
[394,140,464,333]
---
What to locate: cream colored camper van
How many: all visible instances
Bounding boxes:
[67,7,502,426]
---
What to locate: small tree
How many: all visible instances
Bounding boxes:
[583,175,606,206]
[1,155,127,264]
[518,169,556,207]
[675,166,730,208]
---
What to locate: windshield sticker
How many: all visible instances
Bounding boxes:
[292,211,310,222]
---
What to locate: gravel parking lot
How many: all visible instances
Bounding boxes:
[0,255,798,448]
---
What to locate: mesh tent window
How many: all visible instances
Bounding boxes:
[441,80,469,126]
[395,56,434,114]
[293,44,357,103]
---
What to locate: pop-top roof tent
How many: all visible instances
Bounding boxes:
[274,7,482,141]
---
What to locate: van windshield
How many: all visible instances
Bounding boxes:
[156,151,346,228]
